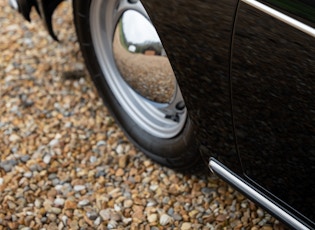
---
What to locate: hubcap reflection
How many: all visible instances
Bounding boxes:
[113,10,175,104]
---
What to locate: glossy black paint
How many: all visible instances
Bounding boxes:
[232,1,315,227]
[141,0,241,173]
[142,0,315,227]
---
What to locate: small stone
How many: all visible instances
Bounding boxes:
[189,210,198,218]
[147,199,157,207]
[132,205,145,222]
[123,199,133,208]
[201,187,214,195]
[216,214,227,222]
[61,215,68,225]
[58,222,64,230]
[51,207,62,215]
[122,217,132,225]
[118,155,128,168]
[7,201,17,209]
[47,222,58,230]
[49,139,59,146]
[167,208,174,216]
[54,198,65,206]
[8,222,19,229]
[162,197,170,204]
[74,185,85,192]
[148,214,158,223]
[86,211,98,221]
[0,159,17,172]
[149,184,158,191]
[107,220,117,229]
[173,213,182,221]
[69,220,79,230]
[159,214,172,226]
[181,222,192,230]
[43,199,53,210]
[116,145,124,154]
[96,140,106,147]
[115,168,124,177]
[23,171,33,178]
[9,134,21,142]
[241,201,248,208]
[111,213,121,221]
[257,208,264,218]
[94,217,101,226]
[114,204,121,212]
[20,155,30,163]
[34,199,42,209]
[99,209,111,221]
[43,154,51,164]
[47,213,57,222]
[64,200,77,209]
[78,199,90,206]
[90,156,97,163]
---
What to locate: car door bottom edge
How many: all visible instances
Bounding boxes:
[209,158,311,230]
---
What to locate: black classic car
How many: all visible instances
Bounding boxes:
[10,0,315,229]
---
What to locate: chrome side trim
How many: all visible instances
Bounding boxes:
[241,0,315,38]
[209,159,310,230]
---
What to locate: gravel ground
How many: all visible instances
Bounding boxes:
[0,2,288,229]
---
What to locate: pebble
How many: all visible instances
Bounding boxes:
[201,187,214,195]
[50,208,61,216]
[64,200,77,209]
[94,217,101,225]
[107,220,118,229]
[43,154,52,164]
[20,155,31,162]
[99,209,111,221]
[181,222,192,230]
[0,159,17,172]
[96,140,106,147]
[173,213,183,221]
[148,214,158,223]
[23,171,33,178]
[257,208,265,218]
[9,133,21,142]
[86,211,98,220]
[73,185,85,192]
[54,198,65,206]
[61,215,68,225]
[149,184,159,191]
[49,139,59,146]
[159,214,172,226]
[123,199,133,208]
[78,199,90,206]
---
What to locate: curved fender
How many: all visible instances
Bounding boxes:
[10,0,64,41]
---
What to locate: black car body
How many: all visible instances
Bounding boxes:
[11,0,315,229]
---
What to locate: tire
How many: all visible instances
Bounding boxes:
[72,0,201,171]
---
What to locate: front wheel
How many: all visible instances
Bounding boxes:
[73,0,201,171]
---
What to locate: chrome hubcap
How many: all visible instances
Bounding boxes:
[90,0,187,138]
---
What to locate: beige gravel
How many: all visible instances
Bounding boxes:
[0,1,288,229]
